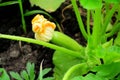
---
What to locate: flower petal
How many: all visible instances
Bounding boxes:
[32,14,56,42]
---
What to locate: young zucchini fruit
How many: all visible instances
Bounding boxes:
[51,31,83,51]
[32,14,83,51]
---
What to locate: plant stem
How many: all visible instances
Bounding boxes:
[105,3,110,14]
[0,1,18,6]
[87,10,91,35]
[40,60,44,80]
[71,0,88,40]
[62,63,89,80]
[114,5,120,25]
[0,34,81,58]
[106,23,120,37]
[18,0,26,33]
[102,4,118,35]
[24,10,62,32]
[91,8,101,48]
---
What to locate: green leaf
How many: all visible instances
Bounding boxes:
[0,68,10,80]
[38,61,53,80]
[38,67,53,80]
[79,0,102,10]
[95,46,120,64]
[9,72,22,80]
[114,32,120,46]
[26,62,35,80]
[43,77,54,80]
[20,70,29,80]
[106,23,113,32]
[104,46,120,63]
[71,73,108,80]
[104,0,120,4]
[115,74,120,80]
[53,51,86,80]
[39,60,43,80]
[102,39,113,48]
[42,68,52,77]
[29,0,65,12]
[71,76,83,80]
[92,62,120,79]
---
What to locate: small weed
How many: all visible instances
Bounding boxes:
[0,62,53,80]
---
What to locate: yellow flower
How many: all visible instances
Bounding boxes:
[31,14,56,42]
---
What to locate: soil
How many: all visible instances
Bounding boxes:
[0,0,86,79]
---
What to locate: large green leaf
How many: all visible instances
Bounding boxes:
[53,51,87,80]
[29,0,65,12]
[104,0,120,3]
[79,0,102,10]
[105,46,120,63]
[92,62,120,79]
[71,62,120,80]
[71,73,108,80]
[95,46,120,64]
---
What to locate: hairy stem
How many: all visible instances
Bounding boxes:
[63,63,89,80]
[0,34,81,58]
[71,0,88,40]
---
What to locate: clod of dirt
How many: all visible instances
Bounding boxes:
[8,43,20,58]
[20,44,32,54]
[9,50,20,58]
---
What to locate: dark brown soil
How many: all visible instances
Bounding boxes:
[0,0,86,79]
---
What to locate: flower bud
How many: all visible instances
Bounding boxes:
[32,14,56,42]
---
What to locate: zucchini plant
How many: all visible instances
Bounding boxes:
[0,0,120,80]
